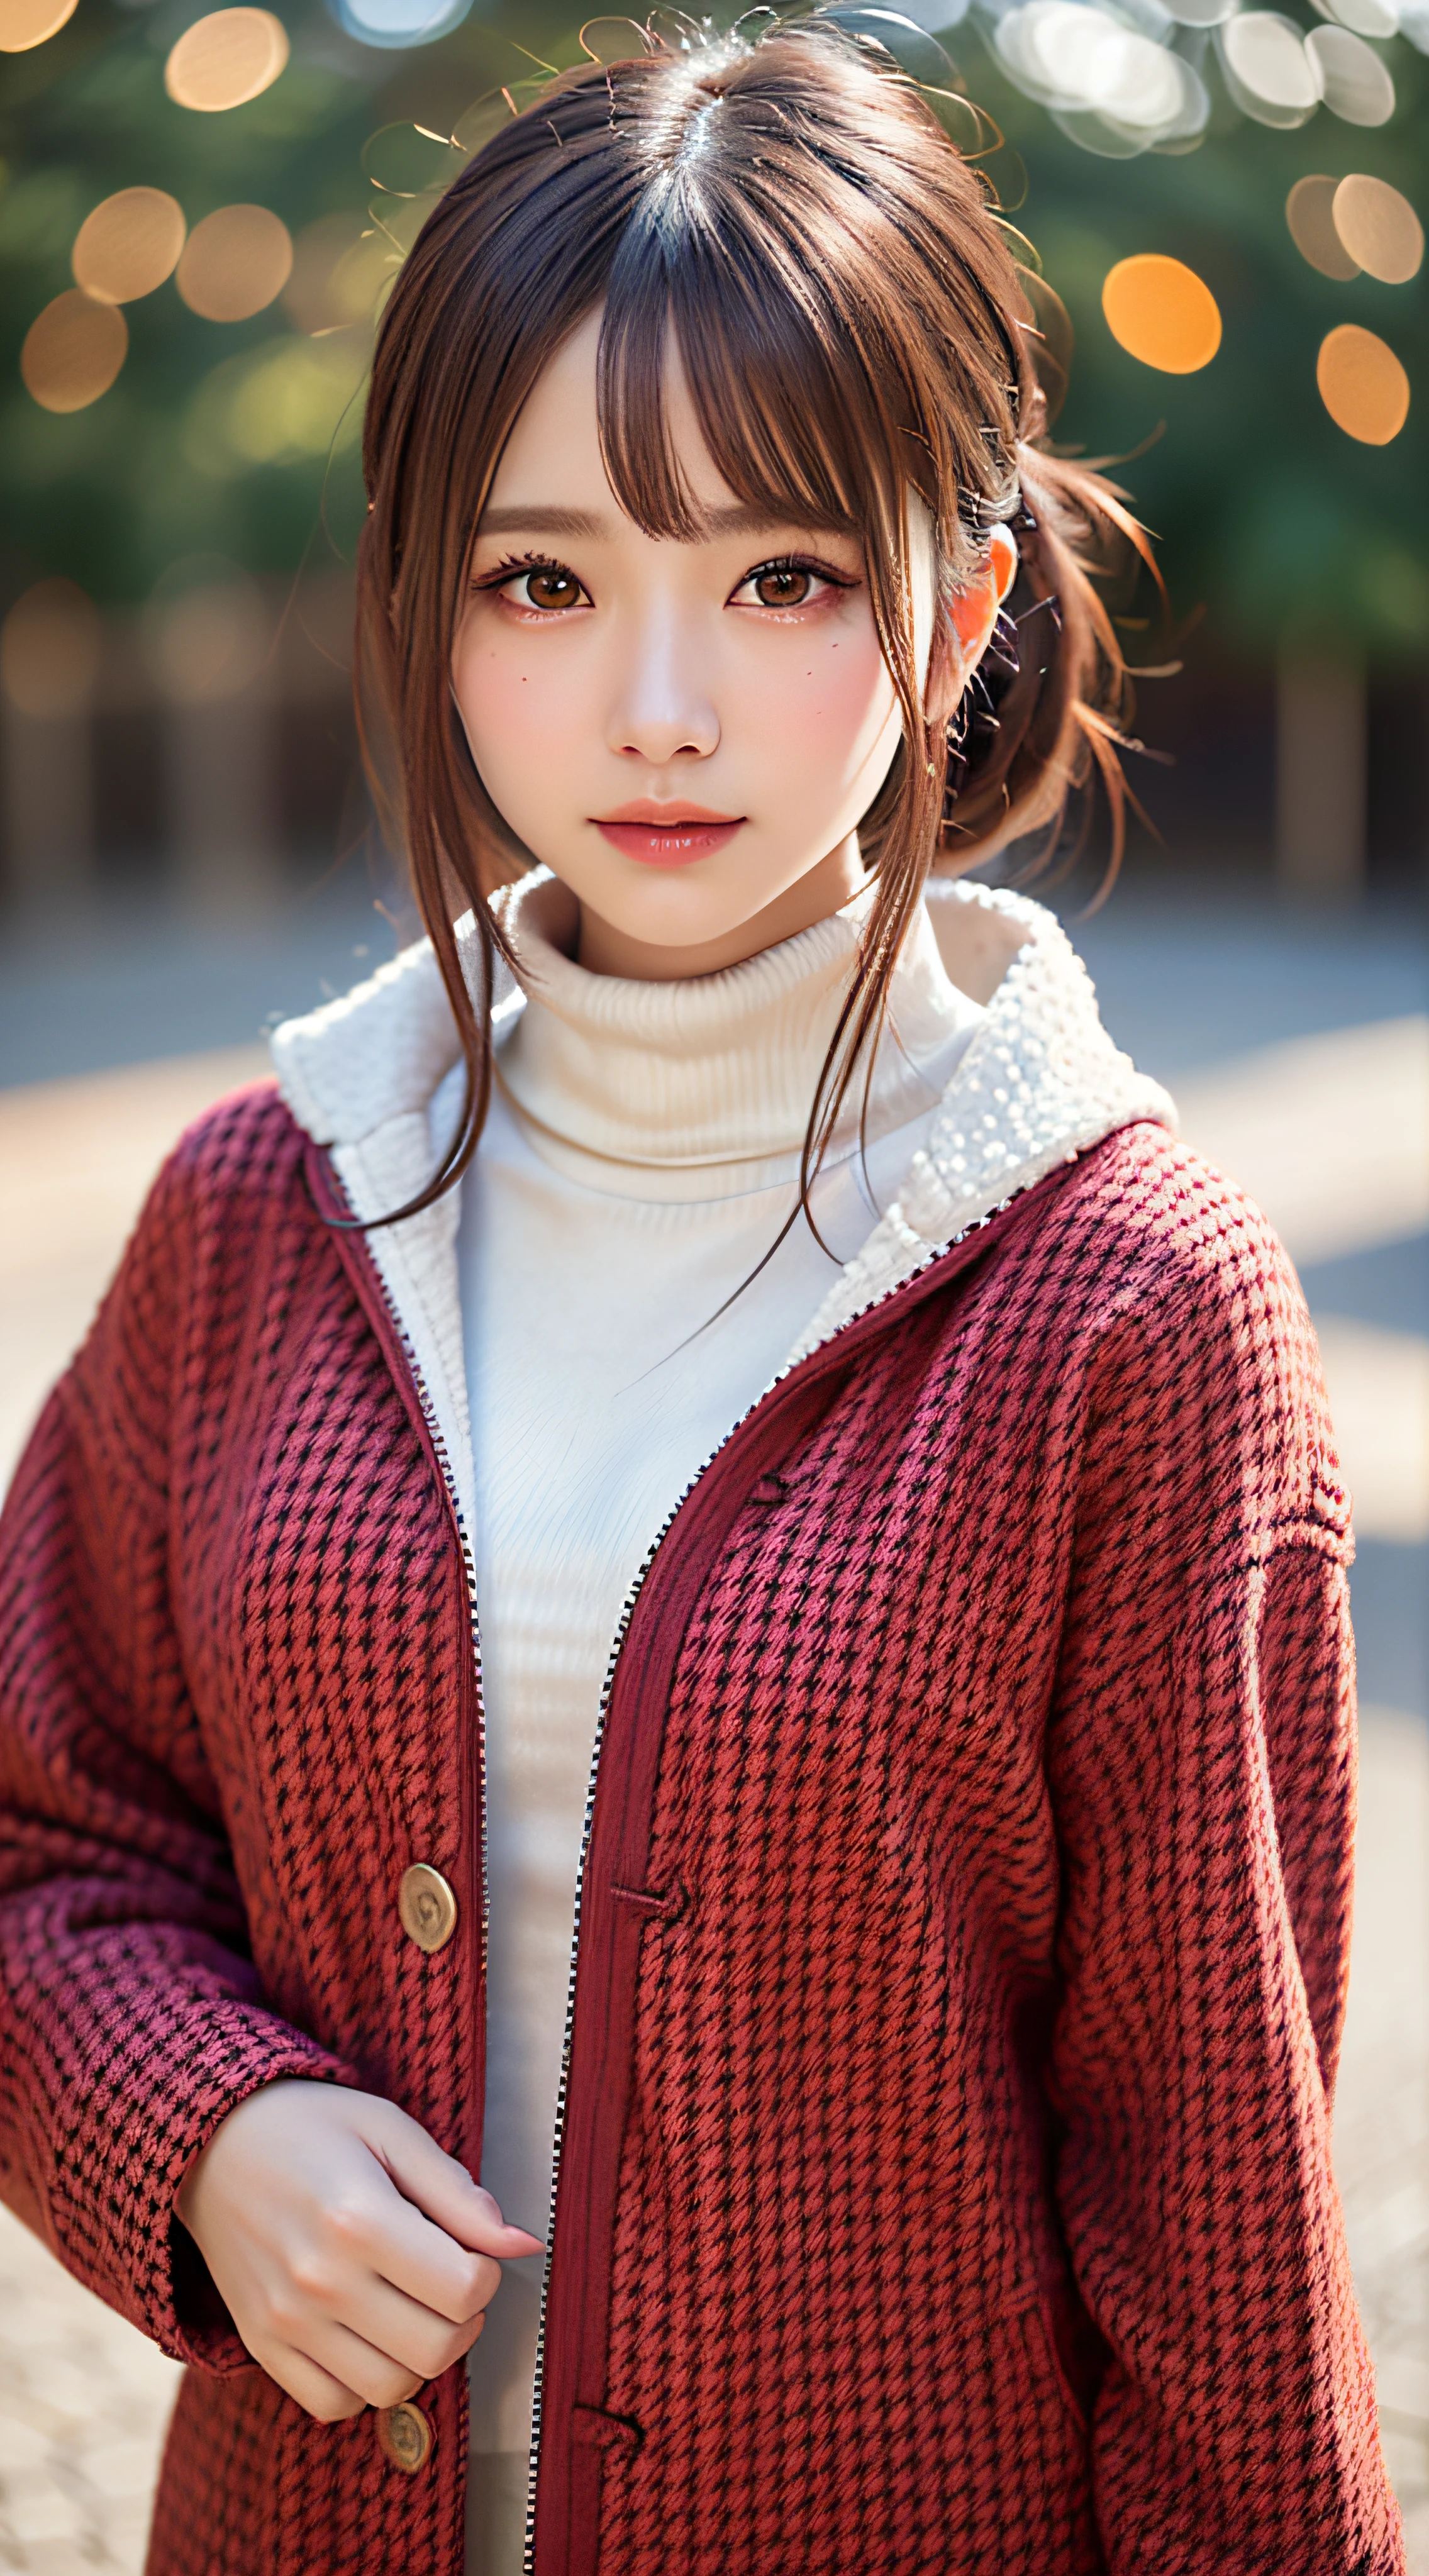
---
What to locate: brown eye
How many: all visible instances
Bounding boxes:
[522,566,582,611]
[752,565,812,608]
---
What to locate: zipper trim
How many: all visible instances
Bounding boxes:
[521,1180,1038,2576]
[305,1143,491,2137]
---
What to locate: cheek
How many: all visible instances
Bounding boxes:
[737,623,897,791]
[452,623,580,799]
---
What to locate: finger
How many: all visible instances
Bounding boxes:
[296,2315,445,2413]
[321,2271,491,2384]
[444,2184,543,2263]
[260,2342,369,2424]
[328,2180,508,2323]
[369,2110,544,2260]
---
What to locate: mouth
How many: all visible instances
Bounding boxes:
[592,803,745,869]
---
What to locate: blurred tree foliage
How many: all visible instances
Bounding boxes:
[0,0,1425,659]
[973,45,1429,662]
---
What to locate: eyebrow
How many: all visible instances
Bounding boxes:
[476,506,603,539]
[475,501,852,541]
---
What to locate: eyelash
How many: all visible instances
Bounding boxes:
[472,552,583,609]
[471,550,859,613]
[734,554,858,609]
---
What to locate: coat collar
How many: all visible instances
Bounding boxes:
[270,879,1174,1528]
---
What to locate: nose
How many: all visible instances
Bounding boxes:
[604,598,720,767]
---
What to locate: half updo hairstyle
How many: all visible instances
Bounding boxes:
[356,13,1151,1220]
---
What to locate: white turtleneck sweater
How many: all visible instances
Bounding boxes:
[265,864,1170,2572]
[455,875,984,2498]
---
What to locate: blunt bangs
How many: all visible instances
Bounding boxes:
[592,36,1017,579]
[355,17,1150,1228]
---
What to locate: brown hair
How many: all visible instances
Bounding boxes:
[356,14,1150,1223]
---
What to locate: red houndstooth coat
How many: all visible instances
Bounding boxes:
[0,1078,1404,2574]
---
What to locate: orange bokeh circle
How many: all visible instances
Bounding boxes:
[1316,324,1410,444]
[1101,254,1222,374]
[175,205,294,321]
[164,7,288,112]
[21,290,128,413]
[0,0,79,50]
[72,187,186,304]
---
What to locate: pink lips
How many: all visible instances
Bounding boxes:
[594,801,744,869]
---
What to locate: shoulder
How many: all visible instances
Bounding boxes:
[162,1075,308,1202]
[1025,1121,1347,1550]
[1039,1118,1303,1331]
[114,1079,318,1306]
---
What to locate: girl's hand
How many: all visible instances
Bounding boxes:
[176,2079,543,2422]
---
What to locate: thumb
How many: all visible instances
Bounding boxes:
[372,2105,544,2257]
[445,2177,545,2262]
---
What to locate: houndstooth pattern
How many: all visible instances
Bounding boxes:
[0,1085,1404,2575]
[268,880,1174,1523]
[788,882,1172,1355]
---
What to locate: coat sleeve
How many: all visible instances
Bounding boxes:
[0,1127,357,2372]
[1044,1189,1403,2574]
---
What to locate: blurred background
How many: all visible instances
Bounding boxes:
[0,0,1425,2565]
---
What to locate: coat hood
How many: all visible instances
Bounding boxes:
[270,877,1174,1532]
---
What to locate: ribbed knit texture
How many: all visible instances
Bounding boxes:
[489,870,980,1197]
[0,1084,1404,2576]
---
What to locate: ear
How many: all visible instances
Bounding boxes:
[925,524,1019,730]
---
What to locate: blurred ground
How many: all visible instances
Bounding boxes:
[0,880,1425,2570]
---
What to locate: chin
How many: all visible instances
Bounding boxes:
[577,870,756,947]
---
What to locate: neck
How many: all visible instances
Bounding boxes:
[488,869,984,1206]
[574,830,870,981]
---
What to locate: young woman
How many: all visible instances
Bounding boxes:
[0,19,1402,2576]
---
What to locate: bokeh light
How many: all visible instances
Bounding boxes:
[982,0,1416,147]
[1316,321,1411,441]
[282,213,394,334]
[182,334,366,475]
[175,206,294,323]
[1315,0,1398,33]
[1332,174,1424,281]
[1161,0,1236,26]
[164,8,289,113]
[328,0,472,48]
[994,0,1207,149]
[21,291,128,413]
[0,579,102,719]
[1304,23,1395,119]
[0,0,78,50]
[1218,14,1323,127]
[144,559,269,704]
[282,213,363,333]
[1102,253,1222,372]
[72,189,186,305]
[1286,174,1362,277]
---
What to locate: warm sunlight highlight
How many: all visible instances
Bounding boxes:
[1101,253,1222,374]
[164,7,289,111]
[72,189,186,305]
[175,206,294,322]
[21,291,128,412]
[1316,323,1411,443]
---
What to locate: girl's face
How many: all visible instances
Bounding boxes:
[452,308,1010,979]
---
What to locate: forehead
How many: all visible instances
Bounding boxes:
[484,307,738,523]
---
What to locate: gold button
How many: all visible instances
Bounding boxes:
[377,2399,433,2473]
[398,1862,457,1955]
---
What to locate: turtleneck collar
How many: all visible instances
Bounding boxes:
[489,870,984,1204]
